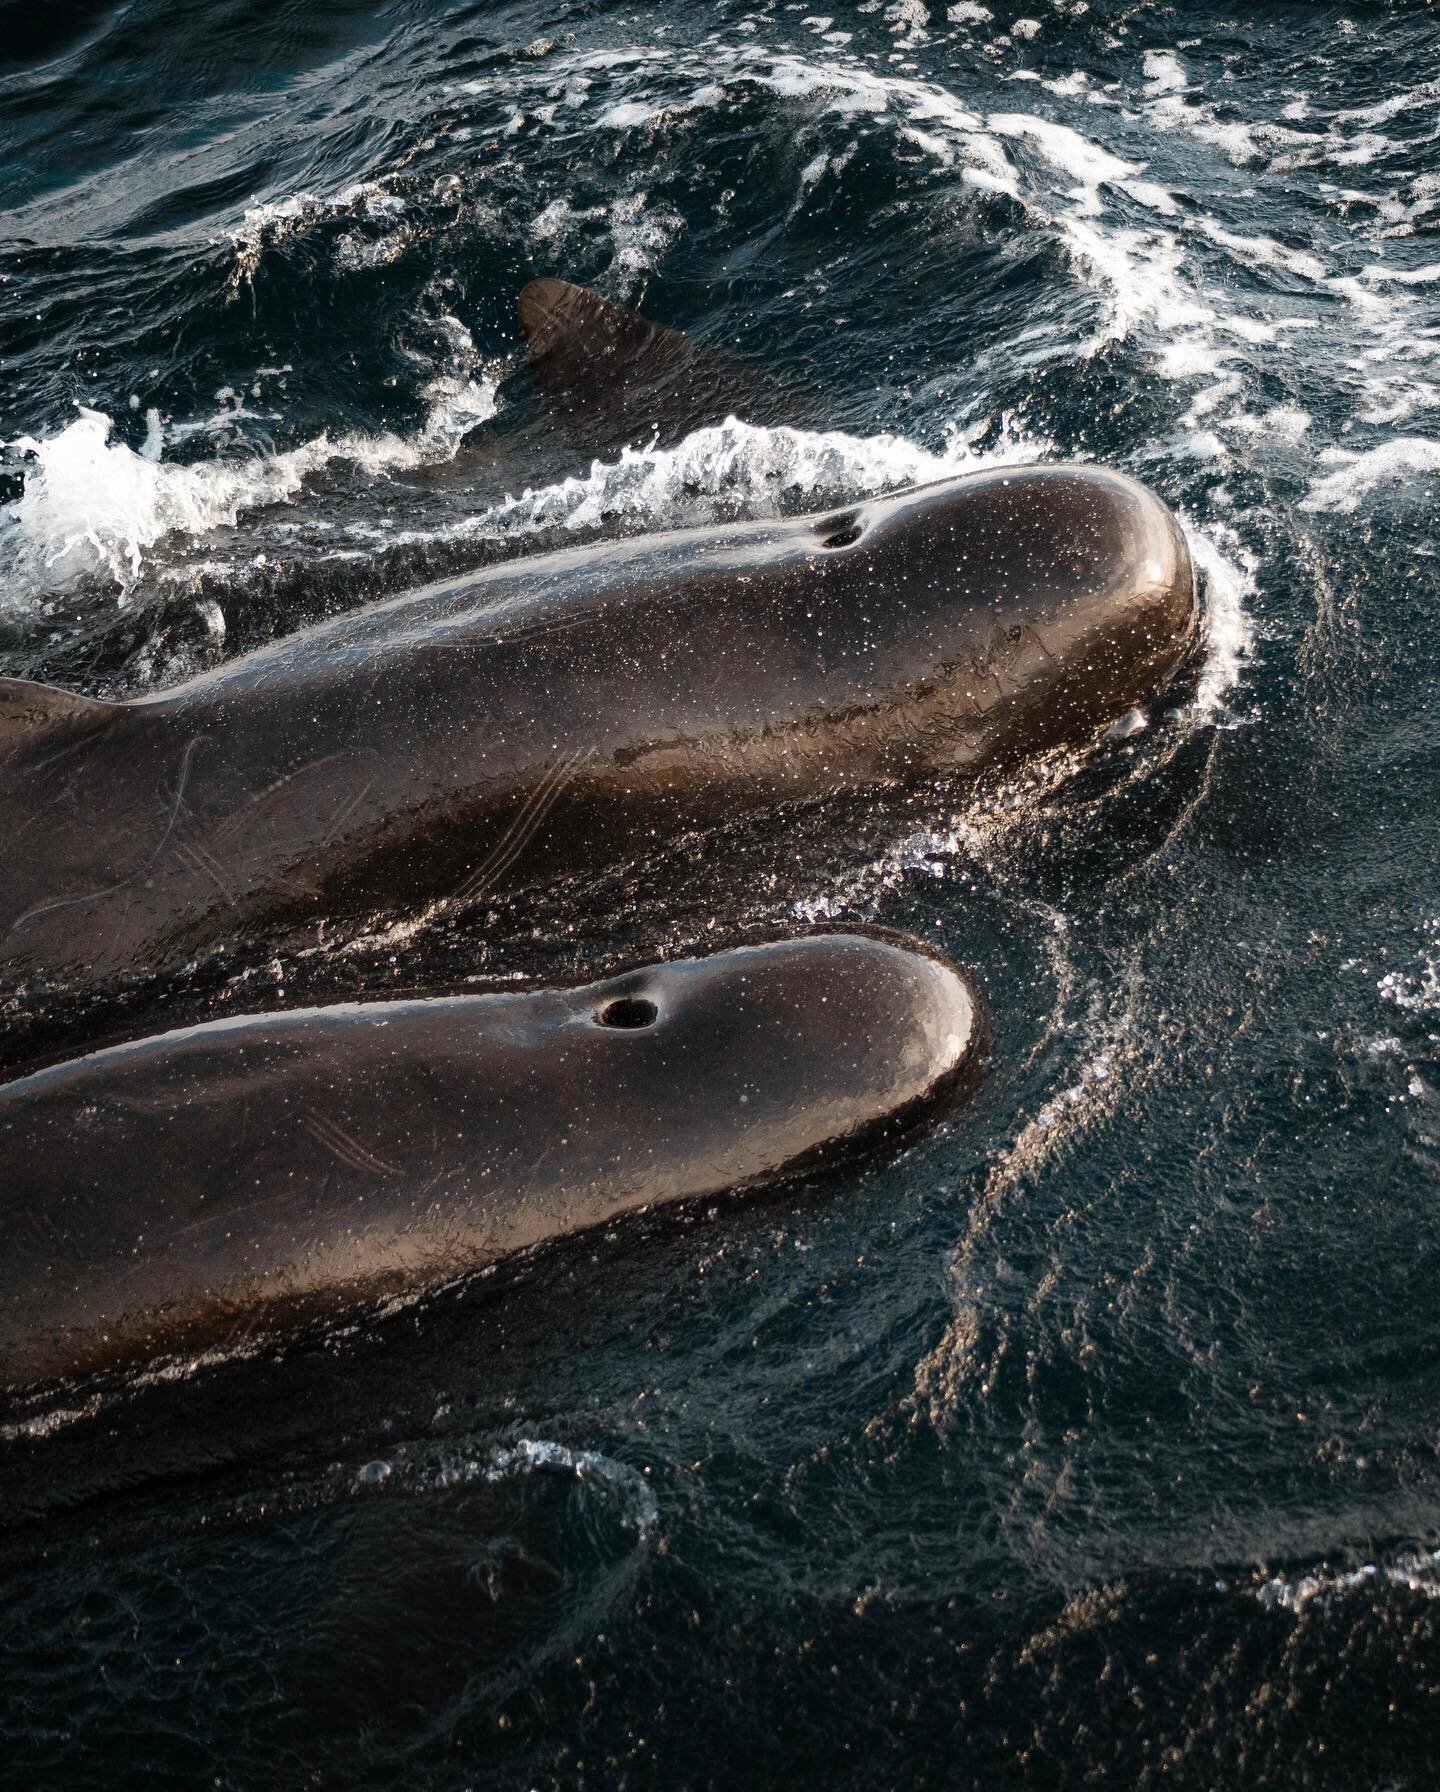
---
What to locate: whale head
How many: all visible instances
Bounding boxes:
[790,463,1199,773]
[513,278,1197,738]
[530,928,987,1206]
[0,931,985,1388]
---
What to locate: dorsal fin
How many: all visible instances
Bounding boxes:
[519,278,708,392]
[516,278,796,444]
[0,678,115,758]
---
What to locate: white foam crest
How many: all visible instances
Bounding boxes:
[1300,436,1440,514]
[1376,921,1440,1016]
[887,0,932,46]
[483,1438,659,1532]
[1143,95,1282,169]
[988,112,1176,216]
[687,38,1418,446]
[1139,58,1420,181]
[868,95,1221,368]
[1198,217,1327,285]
[227,180,403,292]
[1137,68,1329,173]
[741,63,1205,368]
[575,41,1019,194]
[1,355,500,605]
[2,407,325,596]
[1226,405,1312,443]
[1307,261,1440,434]
[1141,50,1187,95]
[529,40,1260,404]
[1334,76,1440,131]
[1064,213,1214,357]
[748,47,984,133]
[529,190,683,290]
[450,413,1050,544]
[1251,1545,1440,1613]
[1355,377,1440,427]
[1364,262,1440,287]
[1179,519,1257,720]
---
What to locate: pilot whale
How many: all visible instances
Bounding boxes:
[0,460,1195,996]
[516,275,802,451]
[0,931,984,1389]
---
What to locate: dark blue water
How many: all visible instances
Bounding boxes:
[3,1,1440,1785]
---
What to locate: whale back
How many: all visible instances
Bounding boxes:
[0,466,1196,1010]
[0,932,985,1387]
[0,678,115,760]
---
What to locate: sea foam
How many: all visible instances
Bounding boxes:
[1,359,499,607]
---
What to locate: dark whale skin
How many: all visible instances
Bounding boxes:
[0,463,1194,993]
[0,931,984,1390]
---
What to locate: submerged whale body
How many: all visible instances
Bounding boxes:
[0,458,1196,995]
[0,931,984,1389]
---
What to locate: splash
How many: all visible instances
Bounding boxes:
[1,351,500,607]
[462,412,1050,540]
[481,1436,659,1533]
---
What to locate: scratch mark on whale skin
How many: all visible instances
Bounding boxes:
[23,725,114,779]
[454,745,595,904]
[9,880,137,935]
[9,734,210,936]
[301,1107,401,1179]
[210,749,356,846]
[174,837,240,909]
[153,733,209,854]
[330,777,375,838]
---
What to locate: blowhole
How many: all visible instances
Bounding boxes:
[818,512,864,550]
[596,995,659,1029]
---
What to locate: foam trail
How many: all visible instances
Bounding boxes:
[1,359,500,609]
[483,1439,659,1533]
[1180,520,1256,719]
[1301,436,1440,513]
[445,414,1051,543]
[1249,1546,1440,1612]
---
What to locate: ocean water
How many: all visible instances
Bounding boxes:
[2,0,1440,1784]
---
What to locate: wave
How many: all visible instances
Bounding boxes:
[371,411,1051,545]
[1,371,1052,610]
[1249,1544,1440,1613]
[0,342,500,607]
[2,26,1284,732]
[345,1435,660,1534]
[1302,436,1440,513]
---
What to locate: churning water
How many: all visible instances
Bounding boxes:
[2,0,1439,1784]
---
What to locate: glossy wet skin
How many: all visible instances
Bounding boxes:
[0,932,983,1389]
[515,275,800,449]
[0,464,1195,995]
